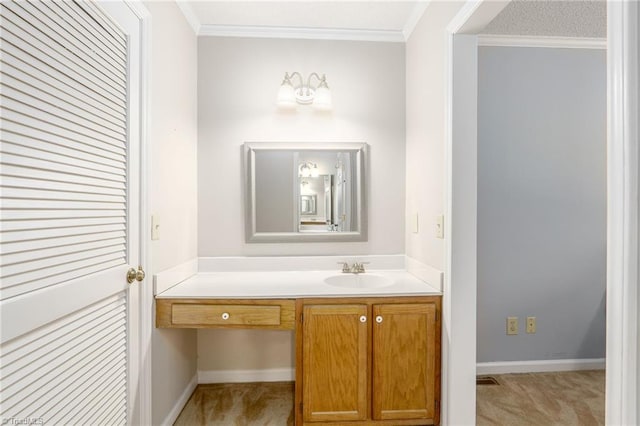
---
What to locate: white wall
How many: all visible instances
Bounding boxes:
[144,2,198,424]
[196,36,405,375]
[198,36,405,257]
[405,1,465,270]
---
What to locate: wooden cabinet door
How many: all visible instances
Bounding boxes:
[372,303,438,421]
[302,304,369,422]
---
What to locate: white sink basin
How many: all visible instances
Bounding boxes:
[324,273,394,289]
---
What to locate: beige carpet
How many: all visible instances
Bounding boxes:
[174,382,294,426]
[175,371,604,425]
[477,370,605,426]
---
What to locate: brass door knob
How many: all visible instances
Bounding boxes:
[127,266,146,283]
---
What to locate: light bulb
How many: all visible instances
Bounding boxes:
[313,85,332,111]
[277,81,296,109]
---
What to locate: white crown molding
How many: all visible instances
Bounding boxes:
[198,24,405,43]
[402,1,431,41]
[478,34,607,49]
[175,0,200,35]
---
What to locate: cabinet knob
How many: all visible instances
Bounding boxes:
[221,312,230,320]
[376,315,383,323]
[359,315,367,323]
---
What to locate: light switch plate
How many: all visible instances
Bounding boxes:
[151,214,160,240]
[411,213,419,234]
[436,215,444,239]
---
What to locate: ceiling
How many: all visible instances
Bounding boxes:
[177,1,428,42]
[482,0,606,38]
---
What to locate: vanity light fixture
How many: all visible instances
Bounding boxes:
[277,72,332,111]
[299,162,319,177]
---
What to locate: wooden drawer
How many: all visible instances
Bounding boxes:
[156,299,296,330]
[173,304,280,326]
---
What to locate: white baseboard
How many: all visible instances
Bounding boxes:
[198,367,295,384]
[162,374,197,426]
[477,358,606,375]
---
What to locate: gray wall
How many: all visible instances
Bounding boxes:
[255,151,295,232]
[477,46,606,362]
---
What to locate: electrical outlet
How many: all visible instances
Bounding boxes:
[507,317,518,335]
[526,316,536,334]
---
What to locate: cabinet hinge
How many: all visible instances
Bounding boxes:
[435,310,439,322]
[435,400,440,410]
[300,313,303,323]
[299,402,303,412]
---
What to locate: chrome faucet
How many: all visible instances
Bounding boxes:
[337,261,370,274]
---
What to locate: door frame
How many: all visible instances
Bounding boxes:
[606,1,639,424]
[115,2,152,424]
[443,0,639,425]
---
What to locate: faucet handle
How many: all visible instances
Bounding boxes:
[337,262,350,273]
[355,262,369,273]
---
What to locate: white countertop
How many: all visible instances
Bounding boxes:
[156,270,441,299]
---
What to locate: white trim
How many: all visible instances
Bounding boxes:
[123,1,153,424]
[198,368,295,384]
[477,359,606,375]
[161,374,198,426]
[478,35,606,49]
[198,24,405,43]
[402,1,431,41]
[447,0,510,35]
[198,255,405,273]
[443,2,510,425]
[153,258,199,295]
[443,33,479,426]
[447,0,483,33]
[175,0,200,35]
[406,256,443,291]
[606,1,639,425]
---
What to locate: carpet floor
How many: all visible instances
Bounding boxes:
[174,370,605,425]
[174,382,294,426]
[476,370,605,426]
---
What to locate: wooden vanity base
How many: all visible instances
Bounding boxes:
[156,295,441,425]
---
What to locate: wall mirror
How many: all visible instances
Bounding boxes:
[244,142,368,243]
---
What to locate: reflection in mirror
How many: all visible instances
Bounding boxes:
[245,142,367,243]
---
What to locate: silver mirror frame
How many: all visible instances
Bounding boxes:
[244,142,368,243]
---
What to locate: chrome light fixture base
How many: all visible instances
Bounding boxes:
[277,72,332,110]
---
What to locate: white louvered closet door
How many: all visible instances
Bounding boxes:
[0,1,144,424]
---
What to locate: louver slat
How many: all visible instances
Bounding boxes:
[0,294,127,425]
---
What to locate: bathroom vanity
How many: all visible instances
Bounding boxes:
[156,267,442,425]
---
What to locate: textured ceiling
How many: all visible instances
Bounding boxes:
[482,0,606,38]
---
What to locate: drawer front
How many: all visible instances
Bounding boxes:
[172,304,281,326]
